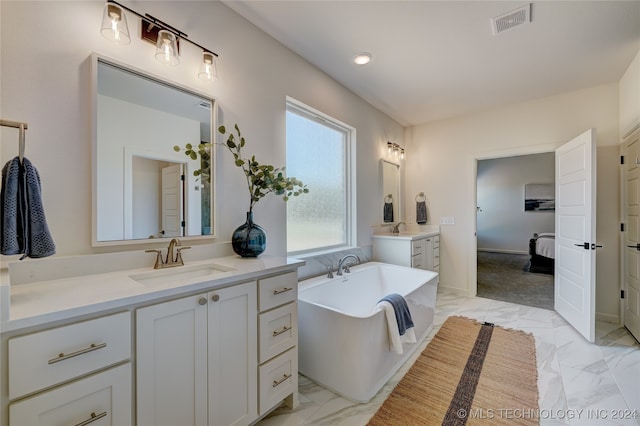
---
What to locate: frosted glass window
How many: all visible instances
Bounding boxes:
[286,101,353,254]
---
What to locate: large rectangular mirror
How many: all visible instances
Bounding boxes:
[380,159,401,224]
[92,54,216,245]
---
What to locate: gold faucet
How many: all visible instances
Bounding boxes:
[391,222,406,234]
[145,238,191,269]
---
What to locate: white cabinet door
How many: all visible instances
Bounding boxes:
[423,237,435,271]
[136,294,208,426]
[136,283,258,426]
[208,282,257,426]
[9,363,131,426]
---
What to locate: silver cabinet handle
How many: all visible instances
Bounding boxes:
[272,326,292,337]
[198,297,207,305]
[48,343,107,365]
[74,411,107,426]
[211,294,220,302]
[272,287,292,296]
[272,373,292,388]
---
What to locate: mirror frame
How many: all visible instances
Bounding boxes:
[380,159,402,225]
[91,53,217,246]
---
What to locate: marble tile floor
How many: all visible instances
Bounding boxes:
[258,291,640,426]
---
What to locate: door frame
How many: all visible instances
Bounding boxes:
[469,142,561,296]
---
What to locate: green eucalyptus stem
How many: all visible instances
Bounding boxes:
[175,124,309,214]
[218,123,308,213]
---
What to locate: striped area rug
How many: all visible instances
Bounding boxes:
[368,316,539,426]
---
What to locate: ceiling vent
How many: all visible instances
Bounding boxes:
[491,3,531,35]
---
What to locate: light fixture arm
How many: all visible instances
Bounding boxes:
[106,0,219,57]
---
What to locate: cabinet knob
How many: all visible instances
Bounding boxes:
[198,297,207,305]
[211,294,220,302]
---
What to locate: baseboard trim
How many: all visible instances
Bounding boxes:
[477,248,529,255]
[596,312,620,325]
[438,286,472,297]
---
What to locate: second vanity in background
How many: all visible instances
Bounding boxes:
[372,228,440,272]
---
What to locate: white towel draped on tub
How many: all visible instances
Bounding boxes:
[377,298,416,354]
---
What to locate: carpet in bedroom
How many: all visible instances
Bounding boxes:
[477,251,554,310]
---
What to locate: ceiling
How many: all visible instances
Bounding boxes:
[223,1,640,127]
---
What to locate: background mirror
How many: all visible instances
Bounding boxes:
[94,57,214,243]
[380,160,401,224]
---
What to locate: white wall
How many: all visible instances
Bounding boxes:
[477,153,555,253]
[406,83,621,322]
[0,1,403,261]
[620,50,640,137]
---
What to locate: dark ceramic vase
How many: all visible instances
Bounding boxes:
[232,211,266,257]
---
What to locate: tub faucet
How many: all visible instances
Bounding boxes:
[391,222,406,234]
[336,254,360,276]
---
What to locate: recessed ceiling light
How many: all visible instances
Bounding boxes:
[353,52,372,65]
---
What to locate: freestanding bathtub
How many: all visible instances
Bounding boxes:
[297,261,438,403]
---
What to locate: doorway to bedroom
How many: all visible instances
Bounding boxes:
[476,152,555,310]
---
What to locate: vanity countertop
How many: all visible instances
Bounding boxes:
[372,228,440,241]
[1,255,304,333]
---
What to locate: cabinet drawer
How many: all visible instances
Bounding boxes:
[411,254,423,269]
[411,240,423,254]
[258,272,297,312]
[9,312,131,400]
[434,236,440,249]
[259,303,297,363]
[434,252,440,268]
[9,363,132,426]
[258,348,297,416]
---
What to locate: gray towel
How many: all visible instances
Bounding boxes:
[383,202,394,222]
[378,293,414,335]
[1,157,55,259]
[416,200,427,224]
[1,157,22,255]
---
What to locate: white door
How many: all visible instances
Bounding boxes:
[555,129,597,342]
[162,164,183,237]
[623,126,640,342]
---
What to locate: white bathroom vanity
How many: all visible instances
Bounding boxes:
[0,253,303,426]
[372,228,440,272]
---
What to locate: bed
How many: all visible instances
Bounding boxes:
[528,233,554,274]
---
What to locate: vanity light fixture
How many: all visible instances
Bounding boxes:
[387,141,405,160]
[100,0,219,78]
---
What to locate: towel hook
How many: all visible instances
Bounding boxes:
[0,119,29,163]
[18,123,25,163]
[415,192,426,202]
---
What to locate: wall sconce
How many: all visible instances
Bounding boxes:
[387,142,405,160]
[100,0,219,80]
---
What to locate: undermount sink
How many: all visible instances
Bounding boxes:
[129,263,234,287]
